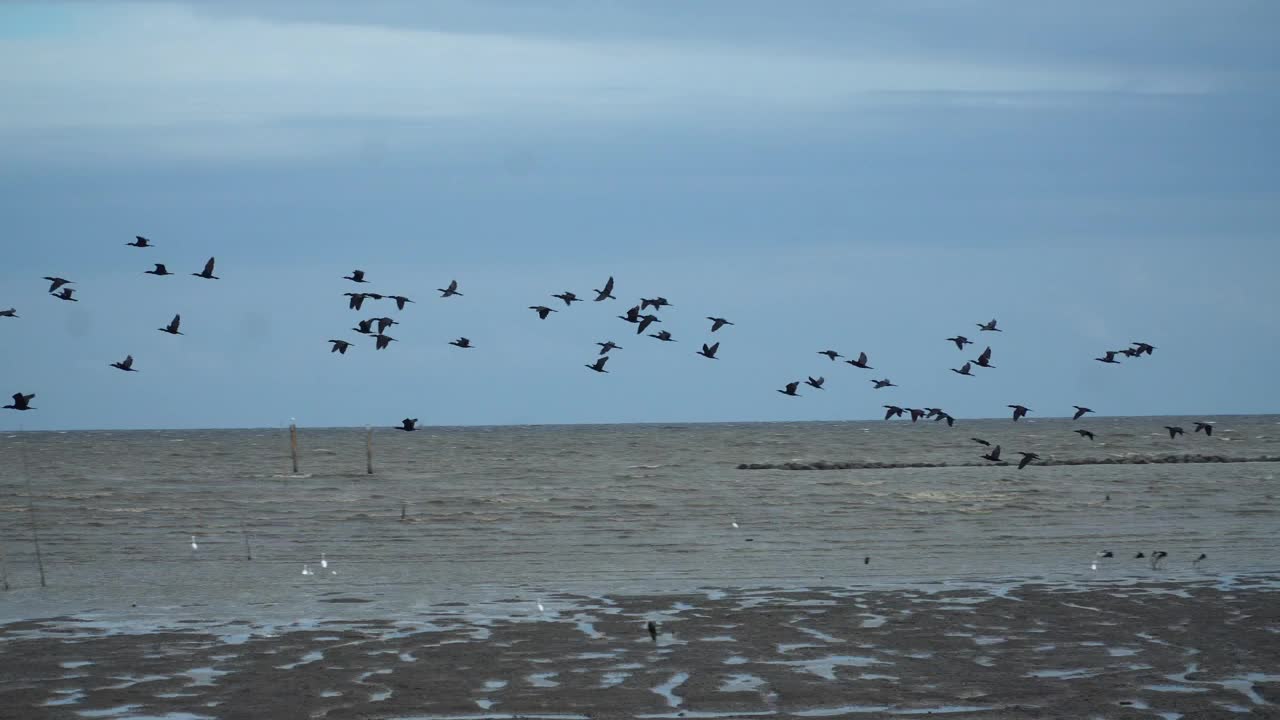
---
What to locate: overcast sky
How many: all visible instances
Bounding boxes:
[2,1,1278,430]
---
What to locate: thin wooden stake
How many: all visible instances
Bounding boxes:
[366,426,374,475]
[19,436,47,587]
[289,422,299,474]
[400,501,407,522]
[241,519,252,561]
[1,544,11,591]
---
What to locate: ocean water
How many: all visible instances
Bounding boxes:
[0,415,1277,622]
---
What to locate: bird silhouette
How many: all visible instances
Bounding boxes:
[647,620,658,641]
[951,362,974,376]
[592,276,616,301]
[158,314,183,335]
[1150,551,1168,569]
[1074,429,1096,441]
[845,352,872,369]
[373,317,397,334]
[363,293,385,301]
[44,277,73,293]
[707,317,734,332]
[1008,405,1030,421]
[977,319,1001,332]
[871,379,896,389]
[1017,452,1039,469]
[1132,342,1156,356]
[1072,406,1094,420]
[344,270,369,283]
[145,263,172,276]
[110,355,137,372]
[52,288,78,302]
[697,342,719,359]
[586,356,609,373]
[329,340,353,354]
[778,382,801,397]
[883,405,905,420]
[972,346,995,368]
[981,445,1002,462]
[649,330,675,342]
[818,350,843,361]
[397,418,418,432]
[4,393,34,411]
[805,376,824,390]
[1193,552,1207,568]
[0,308,16,318]
[640,297,672,311]
[1164,426,1184,439]
[529,305,557,320]
[552,291,581,306]
[935,412,956,427]
[907,408,927,422]
[438,280,462,297]
[352,319,375,335]
[192,257,218,279]
[374,334,396,350]
[947,336,973,350]
[971,437,991,446]
[596,341,622,355]
[1120,347,1141,358]
[345,292,369,310]
[618,305,641,324]
[1096,351,1121,364]
[389,295,414,310]
[128,236,152,247]
[1134,552,1146,559]
[449,337,473,349]
[1193,422,1213,436]
[636,314,661,334]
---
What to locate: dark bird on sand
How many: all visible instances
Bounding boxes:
[871,378,896,389]
[128,236,152,247]
[374,334,396,350]
[345,292,369,310]
[552,291,581,306]
[1072,406,1094,421]
[883,405,905,420]
[641,297,672,311]
[438,280,462,297]
[951,362,974,376]
[397,418,418,432]
[597,341,622,355]
[1008,404,1031,421]
[373,317,398,334]
[649,330,675,342]
[352,319,375,335]
[647,620,658,641]
[145,263,172,276]
[977,319,1001,332]
[845,352,872,369]
[389,295,414,310]
[0,308,16,318]
[110,355,137,372]
[1194,422,1213,436]
[450,337,473,349]
[971,438,991,446]
[44,277,73,293]
[158,314,183,335]
[586,356,609,373]
[1096,550,1114,558]
[52,287,78,302]
[4,393,34,411]
[805,376,824,390]
[1075,429,1096,441]
[636,314,660,334]
[344,270,369,283]
[1134,552,1145,559]
[972,346,995,368]
[697,342,719,359]
[707,317,733,332]
[778,382,801,397]
[818,350,843,361]
[192,257,218,279]
[328,340,352,354]
[981,445,1002,462]
[1017,451,1039,469]
[1132,342,1156,356]
[1164,426,1184,439]
[947,335,973,350]
[1096,350,1121,364]
[593,276,616,302]
[529,305,557,320]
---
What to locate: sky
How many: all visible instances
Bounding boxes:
[1,0,1278,430]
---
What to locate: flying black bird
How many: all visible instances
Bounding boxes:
[981,445,1002,462]
[552,291,581,306]
[52,288,78,302]
[1120,347,1141,358]
[597,341,622,355]
[438,280,462,297]
[449,337,473,349]
[1194,422,1213,436]
[636,314,660,334]
[1096,351,1121,364]
[845,352,872,369]
[389,295,414,310]
[907,408,927,422]
[640,297,672,311]
[128,236,152,247]
[44,277,73,293]
[818,350,843,361]
[778,382,801,397]
[363,293,385,301]
[1072,406,1094,421]
[344,292,369,310]
[397,418,418,432]
[192,257,218,279]
[936,413,956,427]
[1132,342,1156,356]
[649,330,675,342]
[971,438,991,446]
[328,340,352,354]
[0,308,16,318]
[529,306,557,320]
[592,276,616,301]
[973,346,995,368]
[158,314,183,335]
[145,263,172,276]
[1074,429,1095,441]
[883,405,905,420]
[647,620,658,641]
[618,305,641,324]
[586,356,609,373]
[374,334,396,350]
[805,376,824,390]
[344,270,369,283]
[110,355,137,372]
[1164,426,1184,439]
[1009,405,1031,421]
[1017,451,1039,469]
[977,319,1001,332]
[373,317,397,334]
[707,317,734,332]
[952,362,974,376]
[1096,550,1114,558]
[947,335,973,350]
[697,342,719,359]
[4,393,34,411]
[871,379,896,389]
[352,319,375,335]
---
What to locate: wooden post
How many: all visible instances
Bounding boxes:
[366,426,374,475]
[241,519,252,561]
[19,437,46,587]
[1,544,10,591]
[289,421,299,474]
[400,501,406,522]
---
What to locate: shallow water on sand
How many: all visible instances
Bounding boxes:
[0,416,1277,620]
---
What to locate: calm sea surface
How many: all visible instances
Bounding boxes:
[1,416,1278,622]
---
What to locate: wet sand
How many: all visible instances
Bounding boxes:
[3,575,1278,719]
